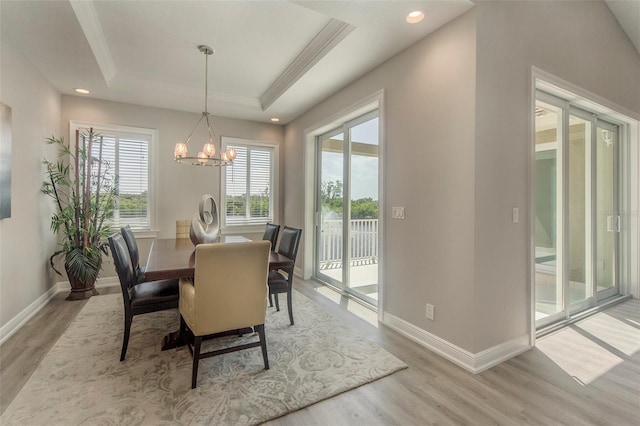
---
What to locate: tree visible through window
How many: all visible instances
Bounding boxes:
[223,142,275,226]
[73,122,153,230]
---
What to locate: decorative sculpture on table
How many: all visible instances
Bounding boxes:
[189,194,220,245]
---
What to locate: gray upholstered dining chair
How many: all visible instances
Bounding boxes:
[179,240,272,388]
[262,223,280,250]
[109,233,179,361]
[268,226,302,326]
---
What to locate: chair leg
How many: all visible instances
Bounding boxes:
[120,312,132,361]
[179,315,187,339]
[191,336,202,389]
[274,293,280,311]
[255,324,269,370]
[286,288,294,326]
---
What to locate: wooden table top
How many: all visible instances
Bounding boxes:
[145,237,294,281]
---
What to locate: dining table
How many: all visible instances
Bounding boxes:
[145,236,294,280]
[145,236,295,350]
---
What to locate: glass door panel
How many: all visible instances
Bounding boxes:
[568,114,592,308]
[348,116,379,305]
[317,130,345,287]
[534,100,564,322]
[596,125,617,296]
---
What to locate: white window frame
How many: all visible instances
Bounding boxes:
[220,136,279,233]
[69,120,157,235]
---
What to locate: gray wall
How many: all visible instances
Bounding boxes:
[284,10,478,351]
[2,0,638,357]
[0,39,62,327]
[473,0,640,351]
[283,1,639,355]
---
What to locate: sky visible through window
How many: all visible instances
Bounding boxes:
[322,117,378,200]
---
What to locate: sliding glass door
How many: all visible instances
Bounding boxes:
[315,110,379,306]
[534,91,619,329]
[534,99,562,320]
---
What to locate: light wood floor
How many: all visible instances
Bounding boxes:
[1,280,638,425]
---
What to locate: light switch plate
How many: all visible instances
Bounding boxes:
[392,207,405,219]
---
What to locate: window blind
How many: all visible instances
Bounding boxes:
[225,144,274,225]
[79,128,150,230]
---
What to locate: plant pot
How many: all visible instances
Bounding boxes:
[64,258,100,301]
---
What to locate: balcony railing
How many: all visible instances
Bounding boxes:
[319,219,378,269]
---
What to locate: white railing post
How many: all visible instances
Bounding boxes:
[319,218,378,268]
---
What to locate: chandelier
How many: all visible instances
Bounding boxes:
[174,45,236,166]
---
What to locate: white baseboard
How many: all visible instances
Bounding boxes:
[0,277,119,346]
[381,311,531,374]
[0,285,58,346]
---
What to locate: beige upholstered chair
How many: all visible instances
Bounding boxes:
[176,219,190,239]
[179,240,272,388]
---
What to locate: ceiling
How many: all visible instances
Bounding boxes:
[605,0,640,56]
[0,0,474,124]
[2,1,636,126]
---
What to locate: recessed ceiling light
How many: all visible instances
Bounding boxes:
[74,88,90,94]
[406,10,425,24]
[270,118,280,123]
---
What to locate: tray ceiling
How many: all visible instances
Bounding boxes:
[1,0,474,124]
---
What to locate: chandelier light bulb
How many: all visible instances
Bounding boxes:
[226,147,237,161]
[203,142,216,157]
[174,142,188,158]
[197,151,208,164]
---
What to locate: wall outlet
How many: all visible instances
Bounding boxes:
[425,303,435,320]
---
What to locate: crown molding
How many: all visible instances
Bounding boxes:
[113,71,262,113]
[260,18,354,111]
[69,0,117,86]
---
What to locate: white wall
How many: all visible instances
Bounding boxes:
[0,39,61,327]
[62,96,284,277]
[284,10,478,351]
[473,0,640,351]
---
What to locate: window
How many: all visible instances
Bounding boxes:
[221,137,278,228]
[70,121,156,231]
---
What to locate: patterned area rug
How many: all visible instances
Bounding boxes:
[2,291,406,425]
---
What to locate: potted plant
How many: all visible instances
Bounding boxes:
[42,128,117,300]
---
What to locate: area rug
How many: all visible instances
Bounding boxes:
[1,291,406,425]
